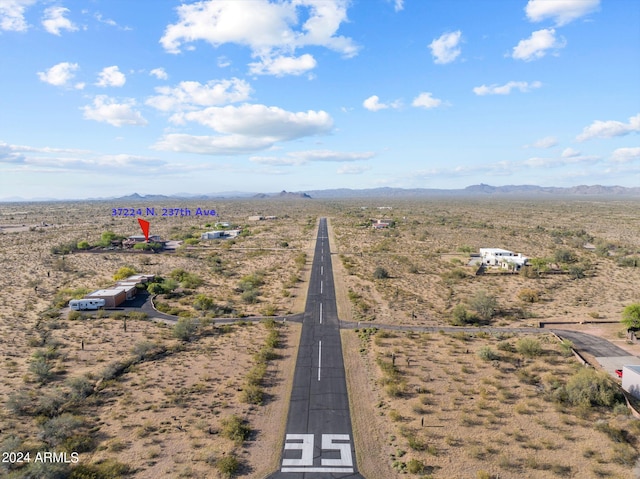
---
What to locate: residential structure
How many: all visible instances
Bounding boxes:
[372,219,394,229]
[480,248,529,271]
[201,229,242,240]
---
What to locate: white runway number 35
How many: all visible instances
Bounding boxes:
[281,434,354,473]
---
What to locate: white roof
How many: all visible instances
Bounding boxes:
[480,248,514,254]
[88,289,125,297]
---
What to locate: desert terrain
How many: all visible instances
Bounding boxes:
[1,196,639,478]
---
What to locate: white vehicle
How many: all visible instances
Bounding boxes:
[69,299,106,311]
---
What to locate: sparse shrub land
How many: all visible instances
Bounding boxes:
[1,198,640,479]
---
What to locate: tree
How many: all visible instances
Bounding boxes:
[450,304,479,326]
[99,231,119,247]
[76,240,91,250]
[621,303,640,331]
[113,265,137,281]
[468,290,498,321]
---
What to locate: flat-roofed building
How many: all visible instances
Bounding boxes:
[114,284,137,300]
[85,288,127,308]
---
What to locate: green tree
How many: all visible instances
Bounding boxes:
[621,303,640,331]
[113,265,137,281]
[468,290,498,321]
[450,304,478,326]
[194,294,215,311]
[76,240,91,250]
[99,231,118,247]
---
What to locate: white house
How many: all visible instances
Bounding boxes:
[622,365,640,399]
[201,231,223,239]
[480,248,529,271]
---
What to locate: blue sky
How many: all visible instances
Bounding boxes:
[0,0,639,200]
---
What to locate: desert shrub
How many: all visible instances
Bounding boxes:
[67,310,82,321]
[450,304,479,326]
[69,459,132,479]
[260,304,277,316]
[497,340,515,352]
[241,289,259,304]
[555,369,624,408]
[131,341,160,361]
[194,294,215,311]
[516,337,542,357]
[617,256,640,267]
[127,311,147,321]
[22,461,71,479]
[41,414,84,447]
[173,317,197,341]
[442,268,467,282]
[517,288,539,303]
[554,248,577,264]
[220,415,251,444]
[216,454,240,478]
[29,356,53,383]
[468,290,498,321]
[407,458,425,474]
[238,272,264,291]
[294,253,307,268]
[240,384,264,405]
[6,390,32,416]
[478,346,499,361]
[373,266,389,279]
[67,376,94,400]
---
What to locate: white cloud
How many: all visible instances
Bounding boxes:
[337,164,371,174]
[150,68,168,80]
[577,114,640,141]
[146,78,251,112]
[610,147,640,163]
[82,96,148,127]
[363,95,401,112]
[561,147,580,158]
[250,149,374,166]
[249,54,317,76]
[42,6,77,35]
[0,0,37,32]
[429,31,462,64]
[160,0,357,76]
[288,149,374,162]
[250,156,305,166]
[155,104,333,154]
[525,0,600,26]
[363,95,387,112]
[412,92,442,109]
[393,0,404,12]
[153,133,273,155]
[526,136,558,149]
[96,66,126,87]
[37,62,79,87]
[511,28,566,61]
[524,153,599,168]
[176,104,333,139]
[473,81,542,96]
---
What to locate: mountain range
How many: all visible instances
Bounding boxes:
[2,185,640,202]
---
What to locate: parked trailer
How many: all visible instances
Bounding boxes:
[69,299,106,311]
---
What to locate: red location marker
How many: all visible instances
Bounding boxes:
[137,218,150,241]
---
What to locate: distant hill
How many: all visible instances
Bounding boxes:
[2,185,640,203]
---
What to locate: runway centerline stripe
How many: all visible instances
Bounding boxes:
[318,340,322,381]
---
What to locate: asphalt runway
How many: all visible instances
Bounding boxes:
[266,218,365,479]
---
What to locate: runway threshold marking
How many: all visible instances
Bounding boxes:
[318,340,322,381]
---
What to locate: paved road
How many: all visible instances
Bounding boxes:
[550,329,631,357]
[266,218,365,479]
